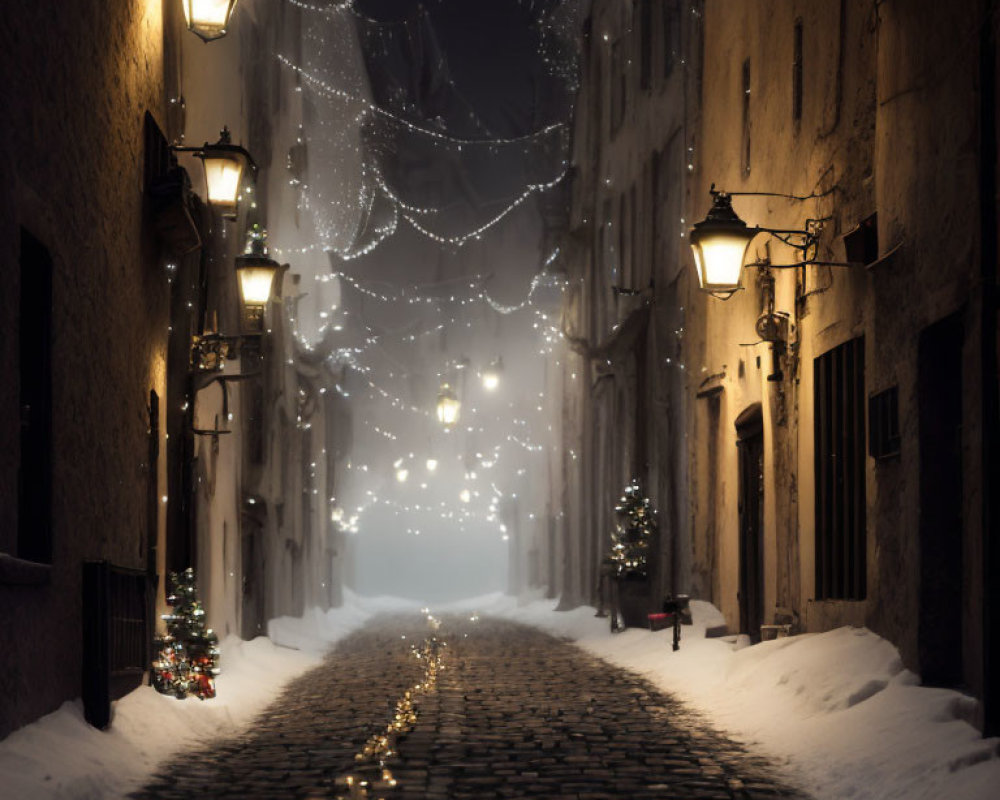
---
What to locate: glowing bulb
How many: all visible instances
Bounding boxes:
[460,489,471,503]
[426,458,438,472]
[396,468,409,483]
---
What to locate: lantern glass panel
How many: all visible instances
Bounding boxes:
[691,228,756,291]
[237,264,277,306]
[202,156,243,208]
[184,0,236,40]
[437,388,460,426]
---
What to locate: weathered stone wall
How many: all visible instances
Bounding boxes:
[561,0,695,609]
[868,0,986,702]
[688,0,877,640]
[565,0,992,721]
[0,0,169,738]
[687,0,988,708]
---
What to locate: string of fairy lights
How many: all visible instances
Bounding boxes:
[267,0,586,543]
[334,616,446,799]
[273,0,573,257]
[277,55,567,149]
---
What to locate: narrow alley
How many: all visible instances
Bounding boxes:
[132,616,806,800]
[3,1,1000,798]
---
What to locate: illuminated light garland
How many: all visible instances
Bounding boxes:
[335,203,399,260]
[365,420,398,441]
[338,477,508,532]
[527,0,585,92]
[369,161,440,216]
[398,168,566,247]
[362,373,433,419]
[293,0,501,149]
[284,0,354,16]
[483,248,562,313]
[327,269,490,305]
[508,434,545,453]
[277,55,566,147]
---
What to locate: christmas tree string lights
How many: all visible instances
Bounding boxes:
[152,568,221,700]
[607,479,657,579]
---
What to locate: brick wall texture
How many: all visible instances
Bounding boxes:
[0,0,171,739]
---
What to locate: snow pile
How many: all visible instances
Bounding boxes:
[460,593,1000,800]
[0,593,382,800]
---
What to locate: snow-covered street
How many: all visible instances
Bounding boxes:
[2,593,997,800]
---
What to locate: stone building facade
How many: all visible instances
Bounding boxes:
[0,0,174,739]
[0,0,341,740]
[560,0,999,735]
[557,0,695,613]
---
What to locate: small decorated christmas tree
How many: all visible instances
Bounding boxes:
[152,568,220,700]
[608,478,657,578]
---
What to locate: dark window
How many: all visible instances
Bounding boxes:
[619,43,628,128]
[629,182,638,288]
[814,337,866,600]
[741,59,751,176]
[647,157,656,287]
[146,390,159,566]
[143,111,171,190]
[618,192,627,285]
[18,228,54,564]
[640,0,653,90]
[600,198,614,278]
[591,26,602,154]
[611,39,627,136]
[248,383,264,464]
[662,1,677,78]
[869,386,900,459]
[792,19,803,124]
[843,213,879,266]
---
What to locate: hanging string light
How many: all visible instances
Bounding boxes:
[277,55,566,148]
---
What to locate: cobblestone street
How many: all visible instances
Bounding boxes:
[132,616,809,800]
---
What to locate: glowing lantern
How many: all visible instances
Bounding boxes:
[436,384,460,428]
[689,191,758,295]
[481,358,502,391]
[235,225,281,332]
[195,128,255,213]
[182,0,239,42]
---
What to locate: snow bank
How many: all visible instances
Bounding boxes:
[459,594,1000,800]
[0,595,380,800]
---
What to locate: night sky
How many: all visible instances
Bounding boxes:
[355,0,566,137]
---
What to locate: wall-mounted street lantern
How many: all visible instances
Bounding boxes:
[689,191,758,295]
[182,0,239,42]
[172,128,256,217]
[190,225,283,370]
[235,224,282,334]
[689,185,853,299]
[436,384,460,428]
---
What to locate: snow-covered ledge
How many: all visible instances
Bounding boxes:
[0,553,52,585]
